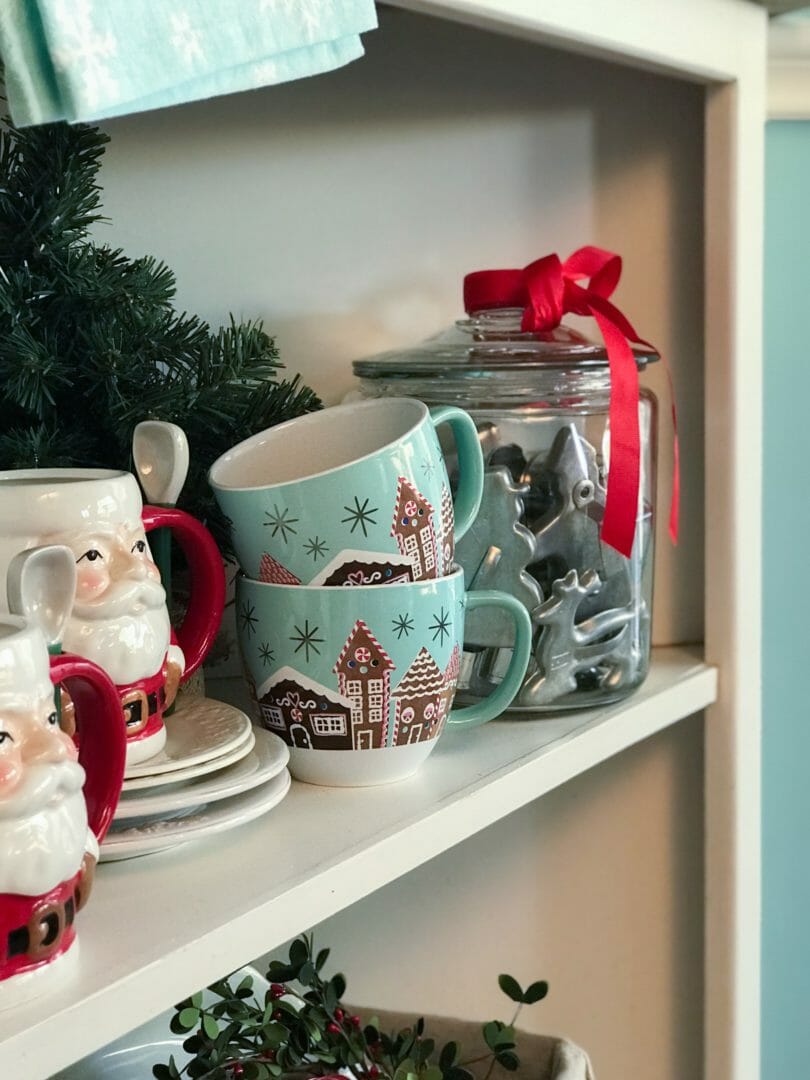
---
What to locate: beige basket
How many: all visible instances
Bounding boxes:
[358,1008,595,1080]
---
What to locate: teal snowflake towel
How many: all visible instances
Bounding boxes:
[0,0,378,126]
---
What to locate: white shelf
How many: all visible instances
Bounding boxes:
[0,646,715,1079]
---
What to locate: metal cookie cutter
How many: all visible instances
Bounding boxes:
[456,466,542,648]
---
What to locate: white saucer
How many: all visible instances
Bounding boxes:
[100,768,292,861]
[121,728,256,792]
[51,967,269,1079]
[123,696,253,780]
[115,729,289,820]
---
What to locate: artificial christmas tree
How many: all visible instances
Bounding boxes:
[0,101,320,558]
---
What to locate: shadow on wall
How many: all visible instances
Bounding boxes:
[97,5,704,646]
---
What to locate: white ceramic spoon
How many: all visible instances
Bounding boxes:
[6,544,77,649]
[132,420,190,605]
[132,420,190,507]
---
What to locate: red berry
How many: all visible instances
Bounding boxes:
[270,983,286,999]
[273,1009,283,1021]
[369,1067,380,1078]
[351,1015,361,1028]
[232,1066,244,1079]
[334,1007,344,1022]
[327,1022,341,1034]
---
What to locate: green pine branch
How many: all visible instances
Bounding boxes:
[0,104,321,560]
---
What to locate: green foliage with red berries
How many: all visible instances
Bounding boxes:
[152,935,548,1080]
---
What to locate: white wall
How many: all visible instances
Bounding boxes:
[97,9,705,1079]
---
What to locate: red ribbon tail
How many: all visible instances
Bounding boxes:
[662,354,680,545]
[590,309,640,559]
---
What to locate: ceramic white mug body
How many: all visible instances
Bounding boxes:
[0,469,225,765]
[209,398,484,586]
[0,616,125,1009]
[236,568,531,786]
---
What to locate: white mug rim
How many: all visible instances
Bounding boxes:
[237,565,464,594]
[209,397,430,493]
[0,468,129,486]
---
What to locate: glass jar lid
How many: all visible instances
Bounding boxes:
[353,309,658,379]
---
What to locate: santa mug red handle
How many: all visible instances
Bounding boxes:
[50,653,126,844]
[141,506,226,681]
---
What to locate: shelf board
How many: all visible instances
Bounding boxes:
[1,646,715,1079]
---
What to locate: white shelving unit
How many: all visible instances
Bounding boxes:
[2,648,714,1079]
[0,2,765,1077]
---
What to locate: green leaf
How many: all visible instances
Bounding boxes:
[393,1056,417,1080]
[523,980,549,1004]
[151,1066,173,1080]
[299,961,316,986]
[261,1022,288,1048]
[190,992,204,1008]
[289,938,309,966]
[496,1052,520,1072]
[330,972,347,999]
[202,1013,220,1040]
[492,1026,515,1049]
[445,1069,474,1080]
[424,1067,444,1080]
[415,1038,435,1065]
[171,1008,200,1034]
[498,975,524,1003]
[439,1041,459,1070]
[266,960,298,983]
[316,947,330,971]
[482,1022,501,1051]
[236,975,255,998]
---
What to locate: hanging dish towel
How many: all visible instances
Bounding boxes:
[0,0,378,127]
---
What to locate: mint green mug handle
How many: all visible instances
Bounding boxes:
[430,405,484,541]
[448,591,532,728]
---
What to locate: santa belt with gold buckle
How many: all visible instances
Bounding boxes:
[120,687,166,735]
[6,895,76,963]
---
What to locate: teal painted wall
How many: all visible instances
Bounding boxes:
[762,120,810,1075]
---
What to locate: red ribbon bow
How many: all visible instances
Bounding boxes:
[464,246,679,558]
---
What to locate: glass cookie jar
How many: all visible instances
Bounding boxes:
[353,307,658,712]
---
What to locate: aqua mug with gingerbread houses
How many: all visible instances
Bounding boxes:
[209,397,484,586]
[236,567,531,786]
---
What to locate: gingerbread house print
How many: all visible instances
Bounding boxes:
[390,477,437,581]
[392,646,448,746]
[256,666,353,750]
[333,620,396,749]
[311,549,414,588]
[440,484,455,574]
[258,553,301,585]
[444,643,461,695]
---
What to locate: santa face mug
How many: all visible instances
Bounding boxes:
[236,568,531,786]
[0,470,226,765]
[209,397,484,587]
[0,616,125,1009]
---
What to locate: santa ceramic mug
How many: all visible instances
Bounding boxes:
[236,567,531,786]
[209,397,484,586]
[0,616,125,1008]
[0,469,226,765]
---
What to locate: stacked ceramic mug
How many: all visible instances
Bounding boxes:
[209,398,532,787]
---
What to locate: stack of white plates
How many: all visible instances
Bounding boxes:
[102,697,290,862]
